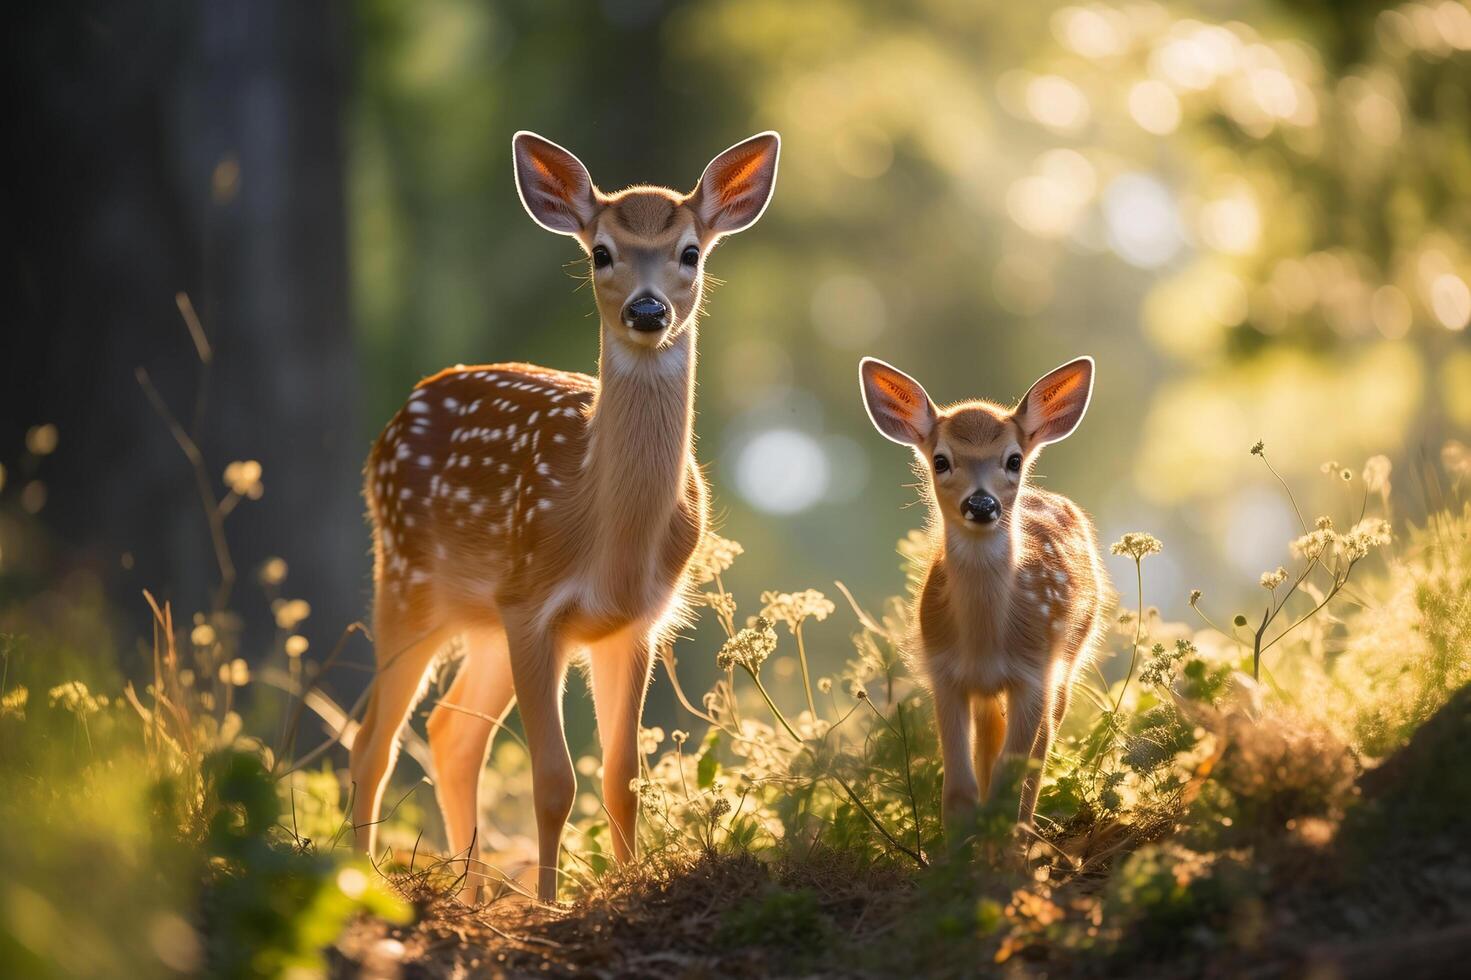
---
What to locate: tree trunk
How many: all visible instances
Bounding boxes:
[1,0,364,660]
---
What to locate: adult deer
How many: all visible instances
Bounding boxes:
[350,131,780,902]
[858,356,1108,841]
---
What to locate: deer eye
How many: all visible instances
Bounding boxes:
[1006,452,1023,473]
[933,454,951,474]
[592,245,612,269]
[680,245,700,267]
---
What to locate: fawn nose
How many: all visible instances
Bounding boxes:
[623,294,670,332]
[962,493,1001,524]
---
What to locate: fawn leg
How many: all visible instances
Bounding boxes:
[426,626,515,903]
[505,617,573,903]
[934,680,980,842]
[350,619,454,857]
[1005,680,1053,828]
[587,626,656,863]
[971,693,1008,801]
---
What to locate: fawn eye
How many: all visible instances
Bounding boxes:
[1006,452,1023,473]
[933,454,950,474]
[680,245,700,267]
[592,245,612,269]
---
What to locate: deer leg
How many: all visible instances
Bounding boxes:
[971,692,1008,801]
[1004,680,1054,828]
[505,617,573,903]
[587,626,656,864]
[350,618,455,858]
[934,680,980,842]
[426,626,515,904]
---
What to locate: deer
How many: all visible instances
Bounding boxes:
[858,355,1108,845]
[349,130,781,903]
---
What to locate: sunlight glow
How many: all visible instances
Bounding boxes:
[1007,149,1096,239]
[1128,80,1182,134]
[1052,6,1128,60]
[736,428,831,515]
[1199,185,1262,255]
[1102,173,1184,268]
[1430,273,1471,331]
[1025,74,1091,133]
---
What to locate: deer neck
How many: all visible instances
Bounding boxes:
[583,324,697,550]
[940,522,1016,599]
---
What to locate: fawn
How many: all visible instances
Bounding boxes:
[858,356,1108,840]
[349,130,780,902]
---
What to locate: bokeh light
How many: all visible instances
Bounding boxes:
[1103,173,1184,269]
[734,428,831,515]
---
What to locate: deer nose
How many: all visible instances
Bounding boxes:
[623,294,670,332]
[962,493,1001,524]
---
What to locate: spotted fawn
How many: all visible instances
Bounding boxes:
[858,356,1108,838]
[350,131,781,901]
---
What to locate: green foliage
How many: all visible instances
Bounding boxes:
[717,888,831,956]
[1105,844,1262,959]
[0,605,408,980]
[200,751,409,980]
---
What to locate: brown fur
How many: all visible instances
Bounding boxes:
[861,357,1108,838]
[350,131,780,903]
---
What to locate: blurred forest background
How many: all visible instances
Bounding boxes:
[4,0,1470,753]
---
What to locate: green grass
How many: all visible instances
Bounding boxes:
[2,449,1469,977]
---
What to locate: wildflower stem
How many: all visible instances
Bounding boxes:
[726,669,743,728]
[1252,606,1270,681]
[659,647,729,733]
[1257,451,1310,536]
[1259,563,1356,657]
[674,741,691,804]
[743,667,803,743]
[136,366,237,613]
[1110,559,1145,715]
[794,624,817,720]
[828,770,927,868]
[1188,604,1231,638]
[894,700,925,860]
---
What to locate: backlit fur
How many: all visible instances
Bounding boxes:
[349,132,779,903]
[860,357,1110,838]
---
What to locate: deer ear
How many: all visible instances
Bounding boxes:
[1014,357,1094,450]
[513,131,599,235]
[860,357,937,447]
[692,132,780,235]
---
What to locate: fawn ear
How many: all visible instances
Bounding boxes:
[513,131,599,235]
[692,132,780,235]
[1014,357,1094,450]
[860,357,937,447]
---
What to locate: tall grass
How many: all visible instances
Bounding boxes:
[3,379,1468,976]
